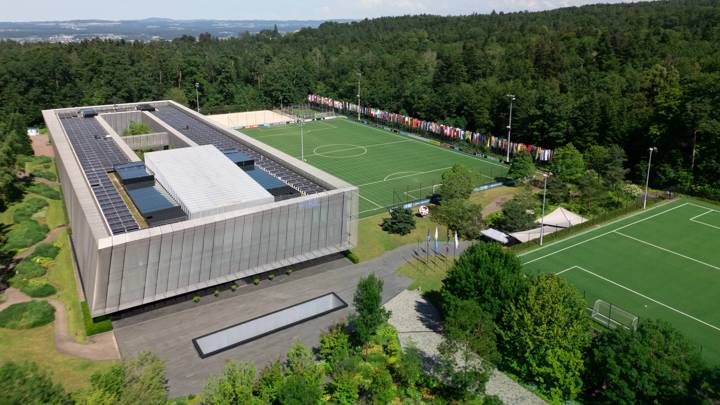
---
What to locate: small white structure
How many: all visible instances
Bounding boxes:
[481,228,513,245]
[510,207,587,243]
[27,127,40,136]
[144,145,274,219]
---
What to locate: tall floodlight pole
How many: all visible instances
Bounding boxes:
[357,71,362,121]
[643,147,658,209]
[540,172,551,245]
[300,119,305,161]
[506,94,516,163]
[195,82,200,113]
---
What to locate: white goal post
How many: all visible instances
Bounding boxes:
[590,299,638,332]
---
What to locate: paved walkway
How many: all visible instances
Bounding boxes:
[115,242,472,398]
[385,290,546,405]
[0,288,120,360]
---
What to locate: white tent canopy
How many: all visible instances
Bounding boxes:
[510,207,587,243]
[481,228,512,244]
[538,207,587,228]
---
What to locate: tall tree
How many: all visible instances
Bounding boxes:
[499,274,592,401]
[437,165,478,202]
[350,274,390,345]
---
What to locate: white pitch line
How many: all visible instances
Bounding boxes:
[613,231,720,271]
[572,266,720,334]
[691,218,720,231]
[555,265,577,275]
[690,210,714,221]
[356,167,452,188]
[521,202,688,265]
[358,194,384,209]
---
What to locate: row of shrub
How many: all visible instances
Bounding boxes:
[9,243,61,298]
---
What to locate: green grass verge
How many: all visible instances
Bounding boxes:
[11,198,48,223]
[0,301,55,329]
[47,230,87,343]
[29,169,57,181]
[395,258,454,293]
[81,301,113,336]
[0,324,114,392]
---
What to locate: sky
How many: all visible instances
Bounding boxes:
[3,0,646,21]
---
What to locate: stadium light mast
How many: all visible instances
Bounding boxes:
[357,71,361,121]
[506,94,516,163]
[195,82,200,113]
[540,172,552,245]
[643,147,658,209]
[300,119,305,162]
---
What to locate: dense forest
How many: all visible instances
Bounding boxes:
[0,0,719,205]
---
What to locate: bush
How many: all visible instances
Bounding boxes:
[381,207,416,235]
[344,250,359,264]
[268,274,275,281]
[26,183,61,200]
[193,295,201,303]
[286,268,293,275]
[253,278,260,285]
[14,258,47,278]
[21,280,57,298]
[29,243,60,259]
[123,121,153,136]
[213,289,220,297]
[12,198,48,223]
[0,300,55,329]
[81,301,113,335]
[29,170,57,181]
[0,361,71,404]
[4,220,50,252]
[230,283,238,291]
[318,324,351,371]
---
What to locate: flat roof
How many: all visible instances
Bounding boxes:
[144,145,274,219]
[126,183,179,213]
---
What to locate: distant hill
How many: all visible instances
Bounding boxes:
[0,18,353,43]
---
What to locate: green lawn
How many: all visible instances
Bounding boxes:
[396,257,455,293]
[520,198,720,365]
[242,118,507,217]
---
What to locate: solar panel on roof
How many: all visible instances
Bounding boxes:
[60,116,139,235]
[151,105,324,196]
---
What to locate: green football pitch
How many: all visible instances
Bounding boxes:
[520,198,720,364]
[242,118,507,216]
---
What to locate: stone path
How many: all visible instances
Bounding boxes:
[0,287,120,361]
[30,134,54,157]
[385,290,546,405]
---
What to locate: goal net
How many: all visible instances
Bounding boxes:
[590,299,638,332]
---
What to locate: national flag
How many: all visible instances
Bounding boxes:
[454,231,459,249]
[426,228,431,242]
[434,227,439,252]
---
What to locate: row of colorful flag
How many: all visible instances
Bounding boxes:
[307,94,554,161]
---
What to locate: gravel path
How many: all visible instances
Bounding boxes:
[385,290,546,405]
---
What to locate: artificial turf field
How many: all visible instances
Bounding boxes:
[242,118,507,216]
[520,198,720,364]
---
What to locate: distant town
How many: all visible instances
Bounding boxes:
[0,18,351,43]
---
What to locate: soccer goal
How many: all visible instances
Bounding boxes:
[590,299,638,332]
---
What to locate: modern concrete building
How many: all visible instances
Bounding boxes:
[43,101,358,317]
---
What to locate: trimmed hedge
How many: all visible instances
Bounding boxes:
[344,250,360,264]
[81,301,113,336]
[4,220,49,252]
[14,258,47,278]
[12,198,48,223]
[21,280,57,298]
[0,301,55,329]
[26,183,61,200]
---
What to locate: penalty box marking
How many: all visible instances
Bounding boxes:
[556,265,720,334]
